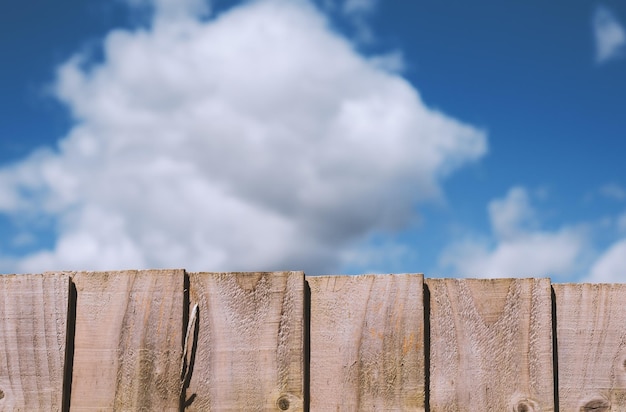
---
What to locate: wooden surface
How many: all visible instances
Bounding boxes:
[69,269,183,411]
[426,278,554,411]
[4,270,626,410]
[185,271,304,411]
[0,273,70,411]
[308,274,425,411]
[555,283,626,411]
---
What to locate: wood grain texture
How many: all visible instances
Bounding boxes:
[308,274,425,411]
[555,283,626,411]
[69,269,183,411]
[0,273,70,411]
[426,278,554,412]
[185,271,304,411]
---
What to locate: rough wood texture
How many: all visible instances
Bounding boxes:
[427,278,554,411]
[308,274,425,411]
[8,269,626,410]
[555,283,626,410]
[69,269,183,411]
[185,271,304,411]
[0,273,70,411]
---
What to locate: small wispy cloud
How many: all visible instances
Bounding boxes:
[599,183,626,201]
[439,187,588,279]
[618,212,626,233]
[587,239,626,282]
[321,0,378,43]
[342,0,377,16]
[593,5,626,64]
[439,186,626,281]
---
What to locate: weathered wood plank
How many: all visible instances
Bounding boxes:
[308,274,425,411]
[69,269,183,411]
[555,283,626,410]
[185,271,304,411]
[426,278,554,411]
[0,273,70,411]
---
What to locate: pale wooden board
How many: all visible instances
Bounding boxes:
[0,273,70,411]
[426,278,554,411]
[555,283,626,410]
[185,271,304,411]
[69,269,183,411]
[308,274,425,411]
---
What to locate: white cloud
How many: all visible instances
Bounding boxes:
[439,187,587,278]
[124,0,210,21]
[0,0,486,274]
[593,5,626,64]
[618,212,626,233]
[343,0,377,16]
[320,0,378,43]
[440,231,585,278]
[587,239,626,282]
[600,182,626,201]
[368,50,406,73]
[322,0,377,16]
[488,186,537,240]
[340,239,417,274]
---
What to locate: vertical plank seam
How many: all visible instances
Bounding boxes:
[304,277,311,412]
[180,270,192,411]
[423,281,431,412]
[180,304,199,410]
[61,277,77,412]
[551,285,559,412]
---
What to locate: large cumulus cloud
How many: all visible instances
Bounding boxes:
[0,0,486,274]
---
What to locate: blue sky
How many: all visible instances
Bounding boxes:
[1,0,625,281]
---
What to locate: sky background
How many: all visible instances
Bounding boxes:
[1,0,625,281]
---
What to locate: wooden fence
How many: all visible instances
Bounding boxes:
[0,270,624,411]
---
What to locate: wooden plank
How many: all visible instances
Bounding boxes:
[426,278,554,411]
[308,274,425,411]
[0,273,70,411]
[69,269,183,411]
[555,283,626,410]
[185,271,304,411]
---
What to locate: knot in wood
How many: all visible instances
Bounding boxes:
[580,398,610,412]
[513,398,539,412]
[276,395,290,410]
